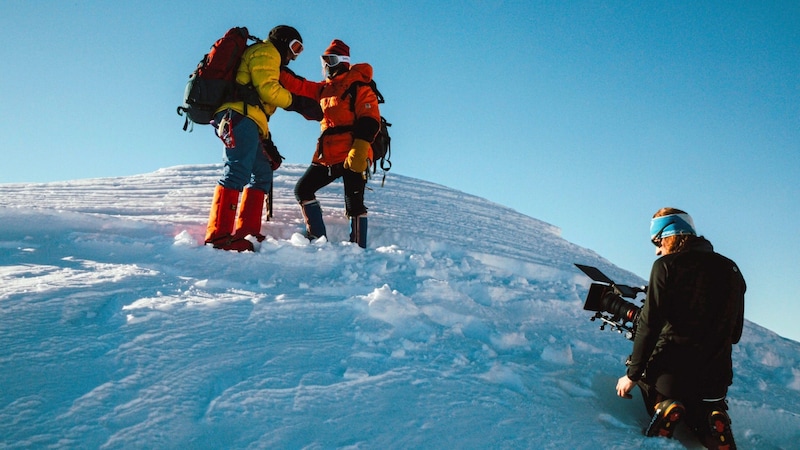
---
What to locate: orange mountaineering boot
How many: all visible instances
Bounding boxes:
[232,187,266,242]
[204,184,253,252]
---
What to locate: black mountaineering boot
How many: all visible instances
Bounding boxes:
[349,214,367,248]
[645,399,685,438]
[300,200,327,241]
[705,409,736,450]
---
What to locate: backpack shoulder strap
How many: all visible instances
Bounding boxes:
[341,80,383,112]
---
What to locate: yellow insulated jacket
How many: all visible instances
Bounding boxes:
[216,40,292,137]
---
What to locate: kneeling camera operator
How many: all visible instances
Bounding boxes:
[577,208,745,449]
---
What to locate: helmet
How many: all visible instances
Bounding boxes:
[268,25,303,60]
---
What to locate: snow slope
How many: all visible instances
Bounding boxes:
[1,164,798,449]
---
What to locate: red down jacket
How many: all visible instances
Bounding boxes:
[280,63,381,166]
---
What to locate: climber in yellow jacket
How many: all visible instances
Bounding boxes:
[204,25,320,252]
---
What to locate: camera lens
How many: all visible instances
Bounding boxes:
[601,292,640,322]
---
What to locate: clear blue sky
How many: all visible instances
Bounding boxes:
[2,1,798,342]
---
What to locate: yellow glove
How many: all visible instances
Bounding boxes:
[343,139,371,173]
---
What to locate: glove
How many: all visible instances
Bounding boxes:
[262,137,284,171]
[285,94,323,121]
[343,139,371,173]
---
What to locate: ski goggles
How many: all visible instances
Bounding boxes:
[321,54,350,67]
[288,39,304,58]
[650,213,696,246]
[650,221,673,247]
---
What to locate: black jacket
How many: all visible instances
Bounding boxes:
[626,237,745,398]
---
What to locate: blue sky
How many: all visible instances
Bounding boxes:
[1,1,798,342]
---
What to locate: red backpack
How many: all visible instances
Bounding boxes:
[177,27,262,130]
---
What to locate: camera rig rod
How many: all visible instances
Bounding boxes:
[590,312,635,340]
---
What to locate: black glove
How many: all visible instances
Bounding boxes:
[262,137,284,171]
[286,94,323,121]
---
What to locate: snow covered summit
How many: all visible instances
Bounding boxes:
[1,164,798,448]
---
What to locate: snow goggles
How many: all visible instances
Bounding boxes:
[288,39,303,58]
[321,54,350,67]
[649,213,696,246]
[650,221,673,247]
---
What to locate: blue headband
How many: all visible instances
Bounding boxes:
[650,213,696,240]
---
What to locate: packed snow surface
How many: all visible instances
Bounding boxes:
[1,164,798,448]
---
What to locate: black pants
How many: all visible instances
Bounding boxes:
[294,163,367,217]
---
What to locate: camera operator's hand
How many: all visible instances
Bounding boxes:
[616,375,635,399]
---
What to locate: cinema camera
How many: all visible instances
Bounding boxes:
[575,264,646,340]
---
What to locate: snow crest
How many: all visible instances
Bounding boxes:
[1,164,798,448]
